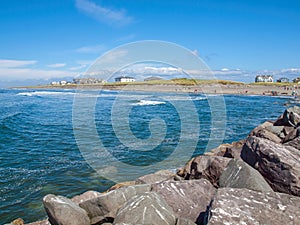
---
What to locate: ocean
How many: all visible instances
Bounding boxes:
[0,88,298,224]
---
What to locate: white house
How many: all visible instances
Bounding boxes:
[255,75,274,83]
[115,76,135,82]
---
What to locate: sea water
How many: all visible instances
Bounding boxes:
[0,88,298,223]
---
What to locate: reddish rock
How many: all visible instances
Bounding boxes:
[178,155,230,187]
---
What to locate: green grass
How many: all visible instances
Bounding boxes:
[249,82,297,86]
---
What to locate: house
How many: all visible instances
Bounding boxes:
[293,77,300,83]
[73,78,104,84]
[277,77,289,83]
[255,75,274,83]
[115,76,135,82]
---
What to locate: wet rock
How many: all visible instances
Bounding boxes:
[43,194,90,225]
[152,179,215,224]
[79,184,151,222]
[114,192,176,225]
[136,170,177,184]
[241,136,300,196]
[178,155,230,187]
[219,159,273,192]
[71,190,101,204]
[207,188,300,225]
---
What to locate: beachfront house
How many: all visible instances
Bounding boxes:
[277,77,289,83]
[115,76,136,82]
[293,77,300,83]
[73,78,105,84]
[255,75,274,83]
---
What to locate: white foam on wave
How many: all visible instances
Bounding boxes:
[17,91,75,97]
[132,100,166,106]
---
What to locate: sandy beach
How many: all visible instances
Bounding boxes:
[33,83,300,97]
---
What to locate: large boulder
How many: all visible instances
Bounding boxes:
[241,136,300,196]
[114,192,177,225]
[274,106,300,127]
[219,159,273,192]
[204,140,244,159]
[71,190,101,204]
[79,184,151,223]
[43,194,90,225]
[207,188,300,225]
[136,170,178,184]
[177,156,230,187]
[152,179,216,224]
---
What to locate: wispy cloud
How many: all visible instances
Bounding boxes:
[76,44,106,54]
[0,59,37,68]
[47,63,66,68]
[75,0,133,27]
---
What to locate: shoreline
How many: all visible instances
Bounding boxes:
[12,83,300,97]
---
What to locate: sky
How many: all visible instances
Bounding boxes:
[0,0,300,86]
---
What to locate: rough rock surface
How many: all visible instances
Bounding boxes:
[136,170,177,184]
[71,190,101,204]
[178,155,230,187]
[43,194,90,225]
[241,136,300,196]
[114,192,177,225]
[219,158,273,192]
[79,184,151,222]
[204,140,245,159]
[208,188,300,225]
[152,179,216,224]
[175,218,197,225]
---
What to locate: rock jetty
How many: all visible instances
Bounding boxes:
[8,106,300,225]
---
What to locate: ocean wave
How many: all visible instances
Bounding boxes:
[132,100,166,106]
[17,91,75,97]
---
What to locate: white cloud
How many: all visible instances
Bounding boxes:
[47,63,66,68]
[69,64,87,71]
[75,0,133,26]
[0,67,77,81]
[76,44,106,54]
[0,59,37,68]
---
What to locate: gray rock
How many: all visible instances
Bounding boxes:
[79,184,151,221]
[249,121,282,143]
[152,179,215,225]
[71,190,101,204]
[284,136,300,149]
[241,136,300,196]
[114,192,176,225]
[136,170,176,184]
[207,188,300,225]
[219,159,273,192]
[176,218,197,225]
[179,155,230,187]
[43,194,90,225]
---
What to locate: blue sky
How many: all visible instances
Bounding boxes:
[0,0,300,85]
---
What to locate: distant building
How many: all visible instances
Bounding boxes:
[60,81,67,85]
[115,76,135,82]
[73,78,105,84]
[293,77,300,83]
[50,81,60,85]
[255,75,274,83]
[144,76,163,82]
[277,77,289,83]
